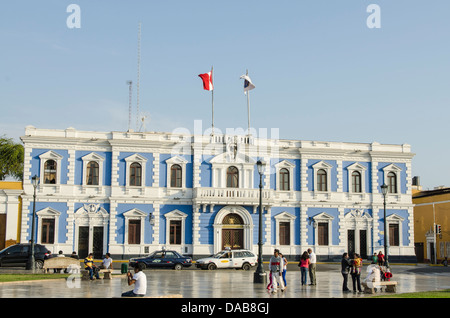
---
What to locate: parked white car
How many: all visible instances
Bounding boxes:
[195,249,257,270]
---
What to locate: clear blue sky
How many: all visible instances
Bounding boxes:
[1,1,449,190]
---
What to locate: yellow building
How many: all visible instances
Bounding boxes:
[413,187,450,263]
[0,181,23,250]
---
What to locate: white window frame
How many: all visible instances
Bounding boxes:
[36,207,61,245]
[39,151,63,185]
[166,156,188,188]
[123,208,147,245]
[386,214,405,247]
[81,152,105,187]
[274,211,296,247]
[125,154,147,188]
[312,212,334,246]
[275,160,295,192]
[347,162,367,193]
[209,152,256,189]
[382,164,402,194]
[312,161,333,193]
[164,209,188,246]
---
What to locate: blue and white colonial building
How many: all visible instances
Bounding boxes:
[20,125,416,262]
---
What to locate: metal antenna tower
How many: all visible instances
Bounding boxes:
[127,80,133,131]
[136,22,141,131]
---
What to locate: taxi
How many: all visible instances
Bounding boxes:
[195,249,257,270]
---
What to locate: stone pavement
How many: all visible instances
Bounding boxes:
[0,263,449,298]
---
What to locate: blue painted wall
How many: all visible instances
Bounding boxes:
[116,152,154,186]
[27,202,69,243]
[29,149,69,184]
[74,151,112,186]
[114,203,154,245]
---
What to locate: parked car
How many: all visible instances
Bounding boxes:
[195,249,257,270]
[129,250,192,270]
[0,243,48,269]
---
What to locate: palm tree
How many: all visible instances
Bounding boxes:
[0,136,24,181]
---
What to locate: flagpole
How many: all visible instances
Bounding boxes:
[246,69,250,136]
[211,66,214,136]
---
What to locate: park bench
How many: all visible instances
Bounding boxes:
[42,257,81,273]
[362,280,397,294]
[81,268,113,280]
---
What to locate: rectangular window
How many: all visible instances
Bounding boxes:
[279,222,290,245]
[389,224,399,246]
[318,222,329,246]
[128,220,141,244]
[41,218,55,244]
[170,220,182,245]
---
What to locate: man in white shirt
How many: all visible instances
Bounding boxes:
[308,248,317,286]
[121,263,147,297]
[101,253,113,269]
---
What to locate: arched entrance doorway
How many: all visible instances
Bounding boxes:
[222,213,244,250]
[213,206,253,253]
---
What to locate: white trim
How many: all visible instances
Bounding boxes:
[39,151,63,185]
[125,153,147,188]
[123,208,147,245]
[274,211,296,247]
[36,207,61,245]
[164,209,188,248]
[73,204,109,255]
[386,213,405,247]
[312,212,334,246]
[81,152,105,186]
[347,162,367,193]
[383,163,402,194]
[274,160,295,192]
[210,152,256,188]
[312,161,332,193]
[166,156,188,188]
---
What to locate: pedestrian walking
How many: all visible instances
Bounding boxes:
[351,253,363,293]
[269,249,285,293]
[298,251,310,286]
[377,251,385,266]
[341,252,351,292]
[280,252,288,288]
[307,248,317,285]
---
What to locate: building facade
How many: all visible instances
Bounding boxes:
[0,181,22,250]
[20,126,416,262]
[413,187,450,263]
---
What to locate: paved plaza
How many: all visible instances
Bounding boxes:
[0,263,449,299]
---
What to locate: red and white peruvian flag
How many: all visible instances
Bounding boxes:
[198,69,213,91]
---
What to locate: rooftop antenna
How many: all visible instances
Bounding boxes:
[136,22,142,131]
[127,80,133,131]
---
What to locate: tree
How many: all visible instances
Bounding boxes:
[0,136,24,181]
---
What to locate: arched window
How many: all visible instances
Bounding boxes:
[170,164,182,188]
[352,171,362,193]
[86,161,99,185]
[317,169,327,191]
[226,166,239,188]
[44,160,57,184]
[388,172,397,193]
[279,168,290,191]
[129,162,142,186]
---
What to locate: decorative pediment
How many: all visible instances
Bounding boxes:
[209,151,256,165]
[81,152,105,162]
[275,160,295,169]
[313,212,334,221]
[123,208,147,218]
[36,207,61,217]
[386,214,404,222]
[165,156,188,165]
[39,150,63,160]
[347,162,367,171]
[382,163,402,172]
[165,209,188,219]
[274,211,296,221]
[125,153,148,163]
[312,160,333,170]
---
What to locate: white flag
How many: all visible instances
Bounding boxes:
[240,74,255,92]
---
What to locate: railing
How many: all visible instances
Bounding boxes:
[194,187,272,200]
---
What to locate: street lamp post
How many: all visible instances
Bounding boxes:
[27,175,39,272]
[381,183,388,265]
[254,160,267,284]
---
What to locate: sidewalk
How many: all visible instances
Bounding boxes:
[0,263,449,298]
